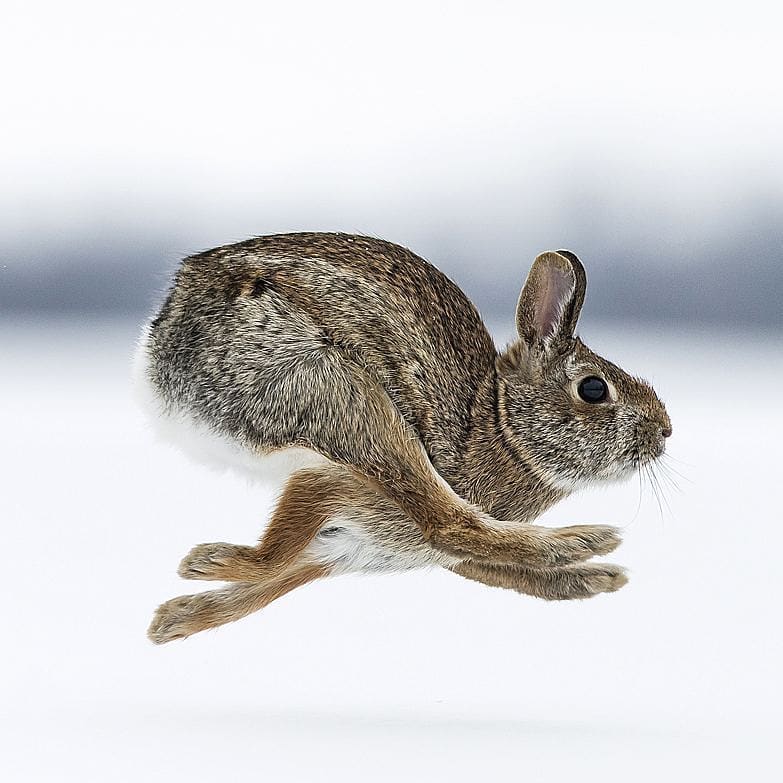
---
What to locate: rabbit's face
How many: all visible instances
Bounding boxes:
[500,249,671,492]
[500,337,671,491]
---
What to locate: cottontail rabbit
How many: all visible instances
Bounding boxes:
[136,234,671,643]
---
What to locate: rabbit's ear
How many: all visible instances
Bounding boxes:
[515,250,586,347]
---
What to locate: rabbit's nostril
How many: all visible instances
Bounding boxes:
[661,425,672,438]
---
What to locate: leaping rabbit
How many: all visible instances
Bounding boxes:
[135,234,671,643]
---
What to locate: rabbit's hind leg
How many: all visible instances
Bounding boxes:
[450,560,628,601]
[178,464,357,582]
[147,562,328,644]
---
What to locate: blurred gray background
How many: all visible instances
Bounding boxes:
[2,3,781,783]
[2,1,781,328]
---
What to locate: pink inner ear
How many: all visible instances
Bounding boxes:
[535,266,573,339]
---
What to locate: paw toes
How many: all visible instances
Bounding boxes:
[536,535,595,567]
[587,525,623,555]
[568,564,628,599]
[147,596,197,644]
[177,542,240,580]
[555,525,623,562]
[585,565,628,594]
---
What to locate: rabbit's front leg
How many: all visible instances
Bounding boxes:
[285,359,621,567]
[422,510,622,567]
[450,560,628,600]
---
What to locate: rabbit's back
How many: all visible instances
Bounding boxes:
[144,233,497,479]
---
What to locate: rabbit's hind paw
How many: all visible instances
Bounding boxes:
[177,542,260,581]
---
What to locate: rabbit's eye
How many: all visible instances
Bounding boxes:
[577,376,608,403]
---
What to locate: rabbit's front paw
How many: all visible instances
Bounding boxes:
[541,562,628,600]
[537,524,622,566]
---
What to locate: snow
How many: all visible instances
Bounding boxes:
[1,317,780,781]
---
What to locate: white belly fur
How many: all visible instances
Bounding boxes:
[306,514,460,575]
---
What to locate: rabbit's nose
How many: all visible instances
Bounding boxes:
[658,408,672,438]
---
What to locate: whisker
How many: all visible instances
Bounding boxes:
[643,463,664,519]
[659,454,692,484]
[654,460,683,495]
[663,454,695,470]
[627,463,644,526]
[648,462,673,519]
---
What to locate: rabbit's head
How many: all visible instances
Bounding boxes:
[496,251,671,491]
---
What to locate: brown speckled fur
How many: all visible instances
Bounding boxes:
[141,234,671,643]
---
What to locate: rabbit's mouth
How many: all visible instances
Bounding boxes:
[625,440,667,474]
[614,437,666,480]
[632,417,670,465]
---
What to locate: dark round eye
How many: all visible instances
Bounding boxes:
[577,376,608,403]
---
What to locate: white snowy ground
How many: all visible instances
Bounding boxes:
[1,317,780,782]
